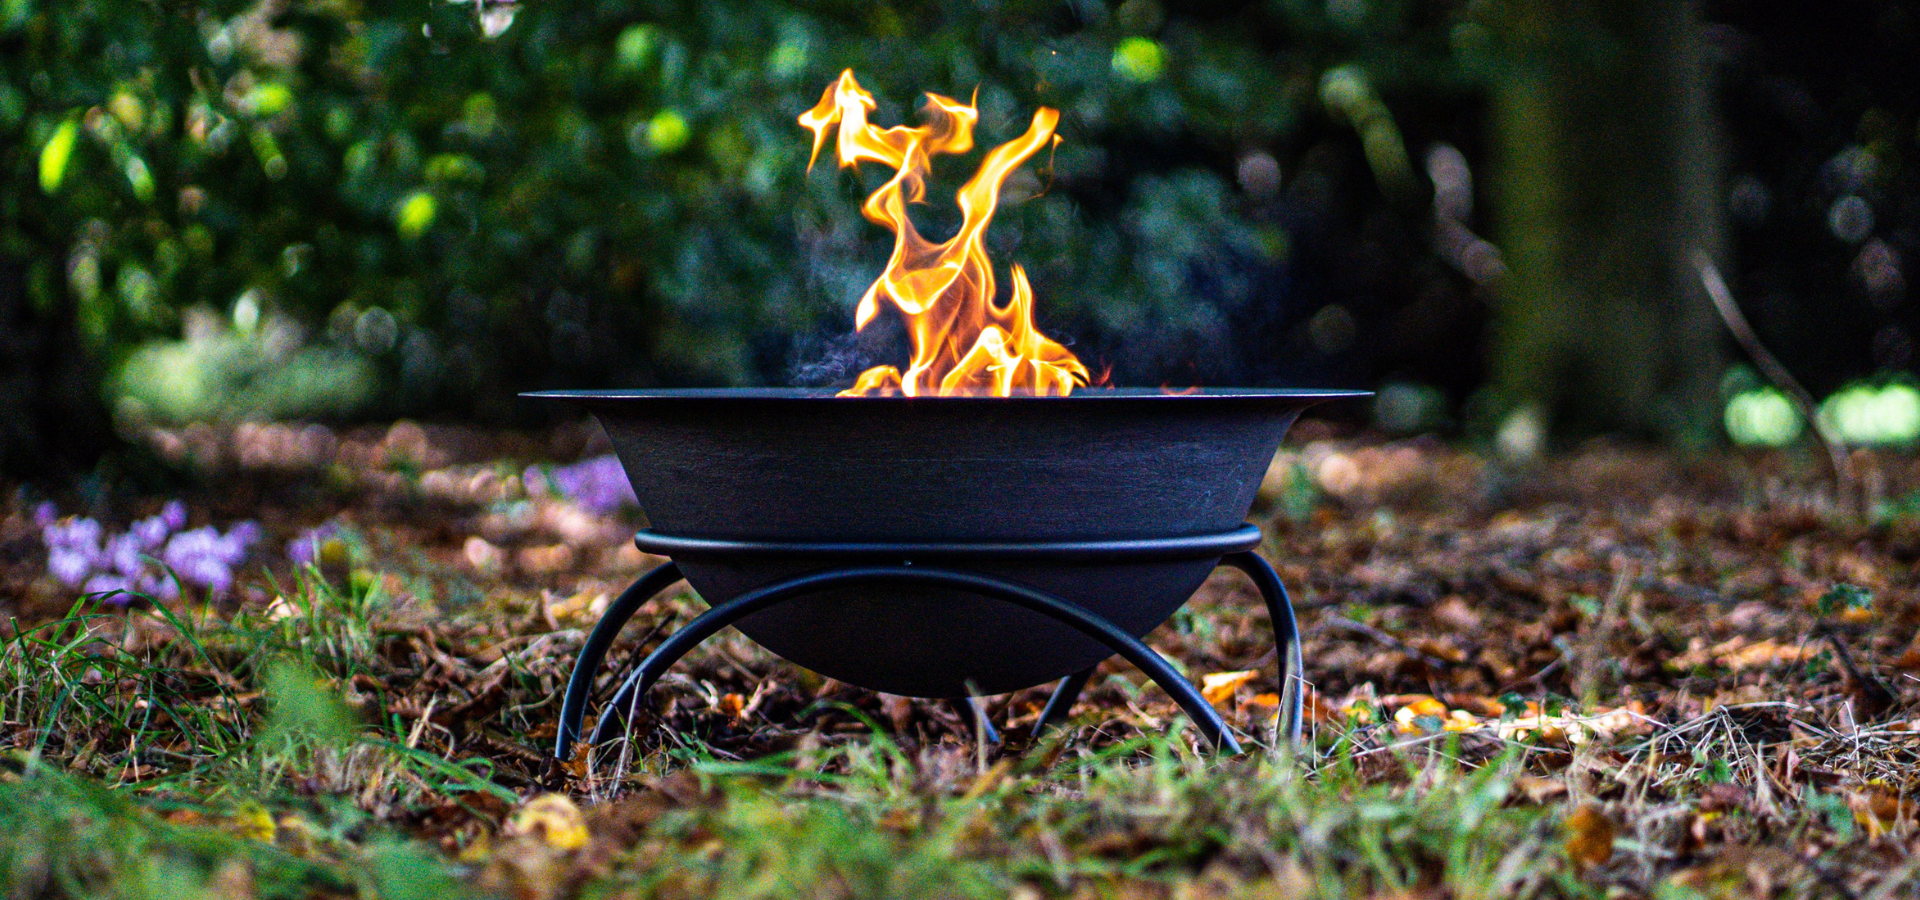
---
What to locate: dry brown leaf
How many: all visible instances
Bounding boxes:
[1514,775,1568,804]
[1563,804,1614,870]
[1849,788,1916,838]
[1669,637,1814,672]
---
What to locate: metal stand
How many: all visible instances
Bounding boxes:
[553,530,1307,762]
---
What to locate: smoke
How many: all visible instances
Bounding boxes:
[785,314,908,389]
[786,331,868,388]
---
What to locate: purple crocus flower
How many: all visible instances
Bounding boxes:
[42,517,104,586]
[224,521,263,558]
[33,502,57,528]
[46,516,103,552]
[129,514,171,550]
[160,522,257,595]
[83,573,133,601]
[105,532,146,577]
[42,504,256,599]
[48,548,95,586]
[529,455,637,516]
[138,570,181,601]
[162,527,229,594]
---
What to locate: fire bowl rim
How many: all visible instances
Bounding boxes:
[633,523,1263,561]
[523,386,1373,402]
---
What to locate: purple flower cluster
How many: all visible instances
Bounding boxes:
[524,455,637,515]
[38,501,261,601]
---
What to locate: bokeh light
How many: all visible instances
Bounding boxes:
[1818,382,1920,446]
[1723,388,1803,448]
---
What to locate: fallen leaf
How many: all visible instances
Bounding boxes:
[1391,695,1450,733]
[507,794,590,851]
[1849,788,1915,839]
[225,803,276,843]
[1668,637,1814,673]
[1200,670,1258,707]
[1563,804,1614,870]
[516,543,575,574]
[1514,775,1568,804]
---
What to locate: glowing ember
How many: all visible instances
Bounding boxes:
[801,70,1091,397]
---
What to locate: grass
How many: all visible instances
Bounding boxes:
[0,571,1607,900]
[5,437,1920,898]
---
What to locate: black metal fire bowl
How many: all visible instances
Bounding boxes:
[527,387,1366,757]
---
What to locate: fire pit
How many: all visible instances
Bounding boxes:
[535,387,1364,758]
[538,71,1365,760]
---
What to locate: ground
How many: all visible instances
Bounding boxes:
[2,419,1918,899]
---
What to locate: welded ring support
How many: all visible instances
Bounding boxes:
[552,526,1310,763]
[583,566,1244,754]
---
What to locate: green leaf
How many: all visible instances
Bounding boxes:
[1111,37,1165,83]
[124,155,155,202]
[39,117,79,194]
[647,109,691,153]
[616,24,660,71]
[1,0,29,31]
[395,191,437,240]
[1816,583,1872,618]
[249,82,295,117]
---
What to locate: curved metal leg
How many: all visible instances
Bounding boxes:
[553,562,685,761]
[589,566,1243,754]
[1221,552,1306,747]
[1034,667,1095,737]
[952,697,1001,745]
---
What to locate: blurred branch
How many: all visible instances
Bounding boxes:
[1692,250,1855,502]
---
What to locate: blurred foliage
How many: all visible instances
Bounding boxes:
[4,0,1914,438]
[1,0,1483,423]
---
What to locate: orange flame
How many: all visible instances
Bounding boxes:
[801,70,1090,397]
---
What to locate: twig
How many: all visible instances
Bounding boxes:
[1693,251,1855,501]
[1815,623,1897,719]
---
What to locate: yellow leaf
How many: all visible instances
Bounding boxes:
[1401,696,1447,717]
[508,794,590,851]
[226,802,277,843]
[1392,695,1451,733]
[1563,804,1614,870]
[1200,670,1258,707]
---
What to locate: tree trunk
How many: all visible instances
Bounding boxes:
[0,253,116,480]
[1489,0,1726,447]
